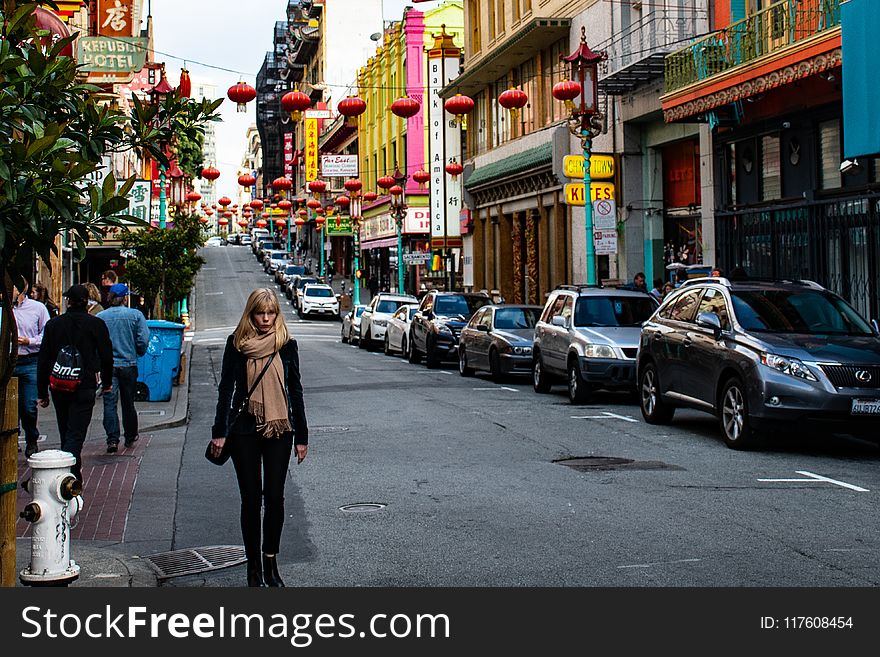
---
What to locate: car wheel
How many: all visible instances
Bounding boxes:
[459,347,474,377]
[719,377,757,450]
[567,358,592,404]
[401,336,409,360]
[384,335,392,355]
[489,348,503,383]
[408,332,422,364]
[358,329,368,349]
[639,363,675,425]
[532,352,551,393]
[425,336,440,369]
[341,326,348,343]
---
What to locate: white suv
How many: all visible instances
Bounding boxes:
[300,284,339,320]
[359,292,418,350]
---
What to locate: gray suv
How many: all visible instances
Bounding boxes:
[532,285,658,403]
[637,277,880,449]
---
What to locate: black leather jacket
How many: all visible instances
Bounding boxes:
[212,336,309,444]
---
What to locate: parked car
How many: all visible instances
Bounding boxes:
[250,229,269,253]
[408,291,492,367]
[341,305,367,344]
[458,304,542,380]
[278,264,306,289]
[264,250,289,273]
[299,284,339,320]
[226,233,241,245]
[292,276,319,310]
[257,239,282,262]
[384,304,419,355]
[240,234,252,246]
[637,277,880,449]
[359,293,418,350]
[532,285,657,403]
[205,236,226,247]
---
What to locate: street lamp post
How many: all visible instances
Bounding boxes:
[562,27,607,286]
[350,194,362,305]
[390,166,408,295]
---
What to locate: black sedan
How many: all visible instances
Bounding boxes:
[458,305,542,380]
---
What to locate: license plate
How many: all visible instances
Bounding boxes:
[851,399,880,415]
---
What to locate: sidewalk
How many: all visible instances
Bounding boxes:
[13,341,191,587]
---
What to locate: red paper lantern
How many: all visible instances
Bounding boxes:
[238,220,249,228]
[199,217,209,224]
[185,191,202,202]
[298,208,307,218]
[227,81,257,112]
[377,175,395,190]
[335,195,350,207]
[444,94,474,124]
[390,96,420,119]
[33,8,74,57]
[498,88,528,121]
[278,199,293,211]
[178,68,191,98]
[295,197,307,206]
[314,207,324,215]
[363,191,378,202]
[262,212,271,218]
[275,219,287,227]
[307,179,327,196]
[205,209,214,216]
[338,96,367,126]
[238,173,256,188]
[201,167,220,181]
[223,211,233,218]
[218,218,229,226]
[294,217,306,226]
[256,219,267,228]
[271,176,293,192]
[445,160,464,180]
[412,169,430,187]
[306,199,322,210]
[249,199,264,210]
[389,185,403,197]
[218,197,232,207]
[552,79,582,112]
[270,203,278,209]
[344,178,363,194]
[281,89,311,121]
[315,215,326,226]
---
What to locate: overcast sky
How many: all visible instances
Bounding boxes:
[148,0,445,200]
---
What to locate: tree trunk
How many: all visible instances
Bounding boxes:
[0,378,18,587]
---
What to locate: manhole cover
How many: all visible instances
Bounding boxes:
[555,457,684,472]
[141,545,246,579]
[313,426,351,434]
[339,503,386,513]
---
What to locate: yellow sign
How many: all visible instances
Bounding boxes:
[564,182,616,206]
[563,155,615,180]
[305,118,318,182]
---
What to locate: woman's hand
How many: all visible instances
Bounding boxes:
[210,437,226,458]
[295,444,308,464]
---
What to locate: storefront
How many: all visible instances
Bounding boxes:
[359,205,430,296]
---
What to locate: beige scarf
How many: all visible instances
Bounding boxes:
[238,331,291,438]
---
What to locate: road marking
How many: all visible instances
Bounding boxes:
[571,412,639,423]
[204,292,224,296]
[757,470,869,492]
[472,387,519,392]
[439,371,453,375]
[500,386,519,392]
[617,558,701,570]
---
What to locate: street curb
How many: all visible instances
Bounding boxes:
[125,554,160,587]
[140,340,192,433]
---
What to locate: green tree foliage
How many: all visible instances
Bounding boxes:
[175,131,205,180]
[0,1,222,387]
[121,214,207,320]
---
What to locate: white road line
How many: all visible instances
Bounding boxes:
[439,371,453,375]
[204,292,224,296]
[473,387,518,392]
[617,558,701,570]
[757,471,869,492]
[500,386,519,392]
[571,412,639,423]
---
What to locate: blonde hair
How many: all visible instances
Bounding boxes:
[84,282,101,302]
[233,288,289,352]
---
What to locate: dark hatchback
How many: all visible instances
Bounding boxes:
[408,291,491,368]
[637,277,880,449]
[459,305,542,380]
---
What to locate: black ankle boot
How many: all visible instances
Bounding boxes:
[247,558,265,587]
[263,554,284,587]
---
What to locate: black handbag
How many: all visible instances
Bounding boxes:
[205,352,277,466]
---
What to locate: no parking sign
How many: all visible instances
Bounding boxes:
[593,199,616,230]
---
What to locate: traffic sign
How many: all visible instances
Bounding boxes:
[564,182,615,206]
[593,199,616,230]
[403,252,432,265]
[594,229,618,255]
[563,154,615,180]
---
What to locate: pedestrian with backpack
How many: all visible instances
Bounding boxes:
[37,285,114,482]
[98,284,150,453]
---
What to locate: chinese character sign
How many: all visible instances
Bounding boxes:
[98,0,135,37]
[284,132,294,179]
[428,53,462,245]
[305,119,319,182]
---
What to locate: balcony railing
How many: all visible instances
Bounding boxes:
[598,6,709,94]
[665,0,840,94]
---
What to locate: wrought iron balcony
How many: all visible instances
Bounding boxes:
[597,6,709,95]
[665,0,841,94]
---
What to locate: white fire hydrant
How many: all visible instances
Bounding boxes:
[19,450,84,587]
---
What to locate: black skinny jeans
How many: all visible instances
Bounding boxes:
[228,430,294,561]
[51,386,98,481]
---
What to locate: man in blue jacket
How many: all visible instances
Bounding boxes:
[98,284,150,453]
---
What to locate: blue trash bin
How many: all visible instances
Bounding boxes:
[136,320,185,402]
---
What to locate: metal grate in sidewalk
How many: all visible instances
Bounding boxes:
[141,545,247,579]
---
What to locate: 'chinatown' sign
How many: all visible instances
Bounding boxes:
[77,37,148,73]
[304,118,319,182]
[562,154,616,180]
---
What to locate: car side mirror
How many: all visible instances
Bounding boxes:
[476,324,489,333]
[551,315,567,328]
[696,311,723,339]
[872,319,880,336]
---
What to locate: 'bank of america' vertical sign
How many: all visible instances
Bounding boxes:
[427,29,462,248]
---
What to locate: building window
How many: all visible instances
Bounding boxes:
[488,1,496,41]
[513,0,520,22]
[728,142,737,206]
[761,135,781,201]
[498,0,505,35]
[819,119,842,190]
[515,58,537,136]
[471,91,489,156]
[468,0,481,52]
[492,76,511,147]
[522,0,531,14]
[541,39,568,126]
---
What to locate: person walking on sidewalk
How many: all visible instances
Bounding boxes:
[210,288,309,587]
[37,285,114,482]
[97,284,150,453]
[12,284,50,458]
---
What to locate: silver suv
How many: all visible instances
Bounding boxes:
[532,285,658,403]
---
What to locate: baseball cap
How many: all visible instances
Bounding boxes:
[109,283,129,297]
[62,285,89,303]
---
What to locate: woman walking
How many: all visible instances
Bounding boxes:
[210,289,309,587]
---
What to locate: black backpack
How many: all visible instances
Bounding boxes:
[49,345,84,393]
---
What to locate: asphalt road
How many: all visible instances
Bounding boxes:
[168,244,880,587]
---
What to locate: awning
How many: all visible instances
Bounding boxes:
[361,236,398,250]
[465,142,553,190]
